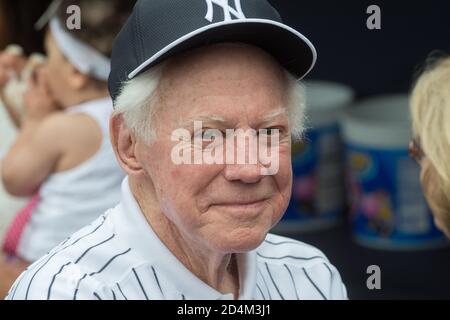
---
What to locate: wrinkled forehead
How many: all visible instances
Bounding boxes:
[157,43,289,124]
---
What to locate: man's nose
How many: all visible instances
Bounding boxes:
[223,163,263,184]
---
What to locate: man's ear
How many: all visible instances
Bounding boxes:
[110,114,144,175]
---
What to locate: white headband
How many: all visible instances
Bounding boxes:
[49,18,111,81]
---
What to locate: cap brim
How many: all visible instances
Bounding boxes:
[128,19,317,81]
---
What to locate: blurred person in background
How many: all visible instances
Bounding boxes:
[0,0,135,297]
[0,0,55,128]
[0,0,53,295]
[410,55,450,239]
[0,1,53,234]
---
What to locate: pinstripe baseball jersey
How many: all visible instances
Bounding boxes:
[6,178,347,300]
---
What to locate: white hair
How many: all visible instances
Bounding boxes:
[113,61,167,143]
[113,60,306,144]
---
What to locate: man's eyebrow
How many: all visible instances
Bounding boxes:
[178,109,288,128]
[260,108,288,123]
[180,115,227,126]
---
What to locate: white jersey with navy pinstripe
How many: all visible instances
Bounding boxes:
[6,178,347,300]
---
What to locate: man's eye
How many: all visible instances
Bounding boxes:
[261,128,280,136]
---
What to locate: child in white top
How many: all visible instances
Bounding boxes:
[0,0,134,297]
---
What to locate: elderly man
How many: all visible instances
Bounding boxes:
[7,0,347,300]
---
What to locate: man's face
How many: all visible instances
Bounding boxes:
[136,45,294,253]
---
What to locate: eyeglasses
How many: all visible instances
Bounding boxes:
[408,138,426,164]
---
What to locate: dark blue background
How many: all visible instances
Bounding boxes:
[269,0,450,299]
[269,0,450,98]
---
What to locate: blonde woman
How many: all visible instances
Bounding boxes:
[410,55,450,238]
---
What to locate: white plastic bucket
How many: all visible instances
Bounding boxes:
[341,94,448,250]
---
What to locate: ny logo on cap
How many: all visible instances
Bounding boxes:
[204,0,246,23]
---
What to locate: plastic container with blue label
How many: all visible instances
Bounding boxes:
[341,95,448,250]
[274,81,354,234]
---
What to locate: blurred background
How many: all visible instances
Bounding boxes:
[1,0,450,299]
[0,0,54,246]
[270,0,450,97]
[268,0,450,299]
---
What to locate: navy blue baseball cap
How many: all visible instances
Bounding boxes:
[108,0,317,104]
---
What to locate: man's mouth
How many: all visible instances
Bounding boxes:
[212,198,269,211]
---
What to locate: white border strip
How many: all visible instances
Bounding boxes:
[128,18,317,80]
